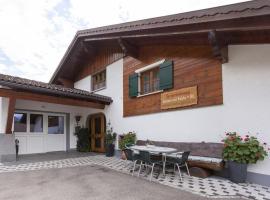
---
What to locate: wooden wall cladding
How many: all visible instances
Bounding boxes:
[123,45,223,117]
[75,47,124,81]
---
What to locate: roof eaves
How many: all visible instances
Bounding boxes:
[0,74,113,104]
[49,0,270,83]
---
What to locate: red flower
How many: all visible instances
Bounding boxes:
[240,138,243,141]
[263,142,267,145]
[246,135,249,138]
[226,133,229,136]
[244,138,249,142]
[230,136,235,141]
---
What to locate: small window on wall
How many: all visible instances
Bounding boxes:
[30,114,43,132]
[14,113,27,132]
[140,67,160,95]
[129,60,173,97]
[92,70,106,91]
[48,116,64,134]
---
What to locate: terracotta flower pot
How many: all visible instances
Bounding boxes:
[121,151,127,160]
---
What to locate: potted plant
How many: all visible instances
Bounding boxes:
[74,128,90,152]
[222,132,268,183]
[105,122,117,157]
[119,131,136,159]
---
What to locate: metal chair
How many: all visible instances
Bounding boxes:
[123,148,140,176]
[166,151,191,181]
[137,150,162,181]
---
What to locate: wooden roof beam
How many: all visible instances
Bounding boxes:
[117,38,139,59]
[208,30,228,64]
[0,88,105,109]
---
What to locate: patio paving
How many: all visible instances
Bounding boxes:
[0,165,242,200]
[0,154,269,200]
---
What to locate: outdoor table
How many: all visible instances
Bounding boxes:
[130,145,177,175]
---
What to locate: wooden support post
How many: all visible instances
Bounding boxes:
[208,30,228,64]
[5,97,16,134]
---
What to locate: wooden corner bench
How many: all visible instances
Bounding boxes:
[136,140,224,178]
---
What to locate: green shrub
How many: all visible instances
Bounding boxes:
[74,127,90,152]
[222,132,268,164]
[119,132,136,150]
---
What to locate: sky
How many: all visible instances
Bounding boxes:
[0,0,248,83]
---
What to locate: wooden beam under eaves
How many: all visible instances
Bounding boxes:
[117,38,139,59]
[208,30,228,64]
[80,41,96,56]
[0,88,105,109]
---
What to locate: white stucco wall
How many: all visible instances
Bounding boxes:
[74,76,91,92]
[91,45,270,176]
[0,97,9,134]
[0,97,2,133]
[222,45,270,175]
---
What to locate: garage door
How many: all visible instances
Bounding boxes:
[14,111,66,154]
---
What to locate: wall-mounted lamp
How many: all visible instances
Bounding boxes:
[75,115,82,126]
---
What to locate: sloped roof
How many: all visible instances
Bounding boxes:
[78,0,270,36]
[0,73,112,104]
[49,0,270,83]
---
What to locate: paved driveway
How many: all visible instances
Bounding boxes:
[0,165,242,200]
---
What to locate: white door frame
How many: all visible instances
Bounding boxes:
[14,110,67,154]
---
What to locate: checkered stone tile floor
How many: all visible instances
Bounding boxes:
[0,155,270,200]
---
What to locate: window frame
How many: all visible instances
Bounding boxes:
[29,113,44,133]
[136,59,165,97]
[48,115,65,135]
[140,67,160,95]
[91,69,106,92]
[13,112,28,133]
[13,111,65,136]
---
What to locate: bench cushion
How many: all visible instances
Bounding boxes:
[166,154,224,171]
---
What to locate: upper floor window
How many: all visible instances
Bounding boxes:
[140,67,160,95]
[129,60,173,98]
[92,70,106,91]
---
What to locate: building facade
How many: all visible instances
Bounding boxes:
[0,0,270,186]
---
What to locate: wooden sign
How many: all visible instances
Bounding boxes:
[161,86,198,110]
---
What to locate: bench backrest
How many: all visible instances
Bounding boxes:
[136,140,224,158]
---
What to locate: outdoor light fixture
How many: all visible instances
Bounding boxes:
[75,115,81,126]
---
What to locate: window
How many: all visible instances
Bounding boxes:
[140,67,160,95]
[14,113,27,132]
[48,116,64,134]
[30,114,43,132]
[129,60,173,98]
[92,70,106,91]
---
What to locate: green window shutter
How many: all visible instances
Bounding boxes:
[159,60,173,90]
[129,73,138,97]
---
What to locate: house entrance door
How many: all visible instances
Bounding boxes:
[90,113,105,152]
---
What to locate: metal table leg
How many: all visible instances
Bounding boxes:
[162,153,167,175]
